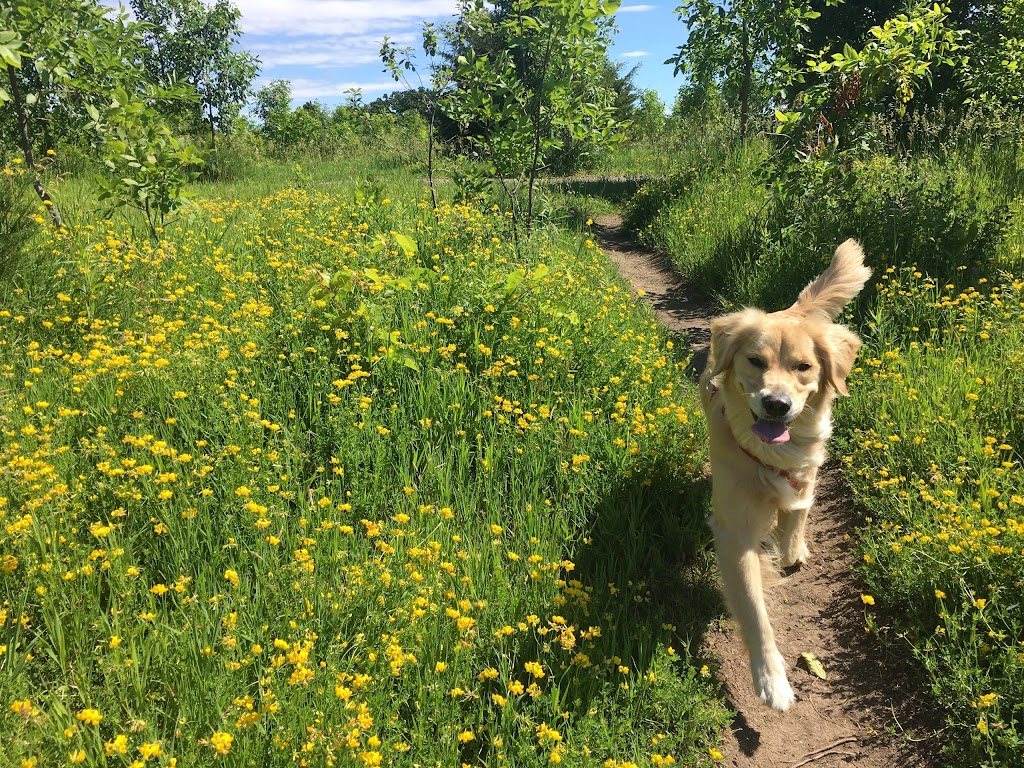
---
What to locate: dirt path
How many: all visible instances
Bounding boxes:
[591,214,938,768]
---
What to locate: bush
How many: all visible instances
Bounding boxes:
[198,132,266,182]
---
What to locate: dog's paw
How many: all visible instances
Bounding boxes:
[780,541,809,569]
[753,653,795,711]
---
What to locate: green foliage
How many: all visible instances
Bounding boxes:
[629,89,667,140]
[626,138,769,302]
[635,59,1024,762]
[198,129,265,182]
[252,79,294,143]
[960,0,1024,110]
[838,267,1024,765]
[251,83,406,159]
[129,0,259,144]
[768,3,969,249]
[90,89,204,238]
[0,0,200,228]
[667,0,829,137]
[441,0,626,231]
[776,1,965,137]
[0,179,729,767]
[380,23,453,211]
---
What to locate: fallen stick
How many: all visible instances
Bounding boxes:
[789,736,858,768]
[790,749,855,768]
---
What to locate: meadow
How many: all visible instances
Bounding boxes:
[6,109,1024,768]
[0,152,731,767]
[632,118,1024,766]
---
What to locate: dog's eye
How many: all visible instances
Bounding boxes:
[796,362,813,372]
[747,356,766,369]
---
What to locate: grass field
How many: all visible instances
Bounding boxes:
[0,158,732,766]
[7,119,1024,766]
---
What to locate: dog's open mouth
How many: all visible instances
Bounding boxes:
[751,415,791,444]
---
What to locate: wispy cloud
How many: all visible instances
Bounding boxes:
[618,4,657,12]
[234,0,460,37]
[251,32,420,70]
[620,50,649,58]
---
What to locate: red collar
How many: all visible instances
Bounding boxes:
[708,384,803,491]
[738,445,803,491]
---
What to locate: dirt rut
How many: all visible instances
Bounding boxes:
[591,213,938,768]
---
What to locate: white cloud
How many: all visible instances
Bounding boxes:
[234,0,460,36]
[250,31,420,70]
[617,4,656,12]
[620,50,649,58]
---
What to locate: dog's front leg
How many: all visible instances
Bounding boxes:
[776,468,816,567]
[777,506,811,567]
[712,522,796,711]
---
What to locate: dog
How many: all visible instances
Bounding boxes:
[699,239,871,710]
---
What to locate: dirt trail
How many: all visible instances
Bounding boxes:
[591,214,938,768]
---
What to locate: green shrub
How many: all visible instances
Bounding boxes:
[198,132,266,182]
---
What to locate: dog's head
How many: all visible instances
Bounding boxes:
[705,240,870,445]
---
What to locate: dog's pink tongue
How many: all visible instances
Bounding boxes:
[752,419,790,444]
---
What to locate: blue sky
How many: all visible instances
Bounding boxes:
[226,1,687,111]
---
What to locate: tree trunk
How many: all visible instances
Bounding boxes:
[527,29,556,229]
[425,98,438,212]
[739,18,751,142]
[208,100,217,149]
[7,66,62,227]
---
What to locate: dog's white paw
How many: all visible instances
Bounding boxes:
[780,541,809,569]
[753,653,795,711]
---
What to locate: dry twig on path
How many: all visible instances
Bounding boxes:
[788,736,859,768]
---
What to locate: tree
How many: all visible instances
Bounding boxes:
[381,22,456,212]
[667,0,831,139]
[773,2,964,169]
[793,0,899,57]
[960,0,1024,111]
[253,79,292,142]
[368,87,434,118]
[631,89,667,138]
[440,0,625,230]
[0,0,197,227]
[130,0,259,147]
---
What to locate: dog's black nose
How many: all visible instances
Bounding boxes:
[761,394,792,419]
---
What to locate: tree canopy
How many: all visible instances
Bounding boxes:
[130,0,259,146]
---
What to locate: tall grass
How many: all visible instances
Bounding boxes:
[0,171,730,765]
[837,265,1024,765]
[634,136,1023,312]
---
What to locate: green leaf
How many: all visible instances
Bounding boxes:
[800,652,827,680]
[393,232,417,256]
[502,269,526,297]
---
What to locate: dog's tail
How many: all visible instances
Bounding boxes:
[789,239,872,321]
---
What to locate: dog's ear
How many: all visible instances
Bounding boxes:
[816,324,863,396]
[706,309,760,379]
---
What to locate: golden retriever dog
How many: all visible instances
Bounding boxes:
[699,240,871,710]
